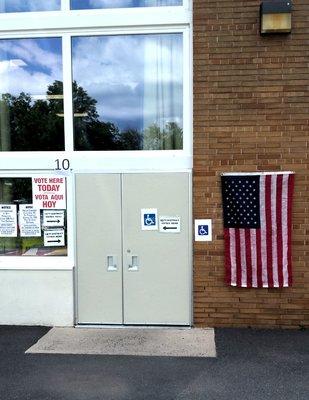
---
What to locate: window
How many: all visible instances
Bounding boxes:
[0,176,67,256]
[0,0,191,171]
[71,0,182,10]
[0,0,61,13]
[0,0,191,263]
[72,33,183,151]
[0,37,64,151]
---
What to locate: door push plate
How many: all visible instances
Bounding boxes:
[107,255,117,272]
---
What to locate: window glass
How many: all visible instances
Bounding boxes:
[0,0,61,13]
[71,0,182,10]
[0,37,64,151]
[0,177,67,256]
[72,34,183,151]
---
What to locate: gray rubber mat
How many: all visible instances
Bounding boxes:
[26,327,216,357]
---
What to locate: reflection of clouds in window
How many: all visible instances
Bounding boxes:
[0,0,60,12]
[0,38,62,96]
[89,0,133,7]
[72,0,182,9]
[72,34,182,130]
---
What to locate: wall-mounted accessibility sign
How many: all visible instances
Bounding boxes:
[141,208,158,231]
[159,216,181,233]
[195,219,212,242]
[44,229,65,247]
[19,205,41,237]
[43,210,64,227]
[32,176,66,209]
[0,204,17,237]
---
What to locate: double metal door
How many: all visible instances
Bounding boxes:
[76,173,191,325]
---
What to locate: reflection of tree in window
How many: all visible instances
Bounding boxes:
[73,81,183,150]
[0,81,64,151]
[0,178,32,204]
[144,122,183,150]
[72,34,183,151]
[72,81,183,151]
[0,77,182,151]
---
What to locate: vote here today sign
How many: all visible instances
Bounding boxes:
[32,176,66,209]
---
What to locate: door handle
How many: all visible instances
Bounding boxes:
[128,255,139,272]
[107,255,117,272]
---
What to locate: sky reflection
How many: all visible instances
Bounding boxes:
[72,34,183,132]
[71,0,182,10]
[0,37,62,96]
[0,0,61,13]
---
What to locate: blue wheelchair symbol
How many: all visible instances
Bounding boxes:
[144,213,156,226]
[198,225,208,236]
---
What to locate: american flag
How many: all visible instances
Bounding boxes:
[221,172,294,288]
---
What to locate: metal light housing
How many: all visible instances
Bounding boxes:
[260,1,292,34]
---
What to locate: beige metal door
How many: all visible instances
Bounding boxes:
[76,173,191,325]
[76,174,123,324]
[122,173,191,325]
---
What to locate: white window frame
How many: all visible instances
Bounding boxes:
[0,1,192,268]
[0,2,192,172]
[0,171,74,269]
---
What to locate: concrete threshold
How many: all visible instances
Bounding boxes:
[26,327,216,357]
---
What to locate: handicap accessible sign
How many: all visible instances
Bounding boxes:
[198,225,208,236]
[195,219,212,242]
[141,208,158,231]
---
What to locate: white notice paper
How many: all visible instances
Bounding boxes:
[43,210,65,227]
[159,216,181,233]
[32,176,66,209]
[0,204,17,237]
[19,205,41,237]
[44,229,65,247]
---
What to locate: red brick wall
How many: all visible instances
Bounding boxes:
[193,0,309,328]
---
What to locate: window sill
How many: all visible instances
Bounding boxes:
[0,256,74,270]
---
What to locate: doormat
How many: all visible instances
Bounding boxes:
[26,327,216,357]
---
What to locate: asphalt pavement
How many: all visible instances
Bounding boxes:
[0,325,308,400]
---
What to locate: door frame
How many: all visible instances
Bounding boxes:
[73,170,193,327]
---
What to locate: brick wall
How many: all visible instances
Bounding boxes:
[193,0,309,328]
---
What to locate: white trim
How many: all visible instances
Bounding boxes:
[63,34,74,152]
[221,171,294,176]
[0,261,73,270]
[0,7,189,33]
[73,168,192,174]
[183,27,192,157]
[188,171,193,326]
[0,152,192,171]
[61,0,70,12]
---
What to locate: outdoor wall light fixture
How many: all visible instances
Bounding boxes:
[260,1,292,34]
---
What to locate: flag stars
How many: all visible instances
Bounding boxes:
[222,176,260,228]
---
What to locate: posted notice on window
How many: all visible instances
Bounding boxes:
[19,205,41,237]
[0,204,17,237]
[43,210,65,227]
[44,229,65,247]
[32,176,66,209]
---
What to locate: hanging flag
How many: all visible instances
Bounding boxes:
[221,172,294,288]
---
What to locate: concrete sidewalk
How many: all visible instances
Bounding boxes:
[26,327,216,357]
[0,326,308,400]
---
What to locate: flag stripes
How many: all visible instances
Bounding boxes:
[223,172,294,288]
